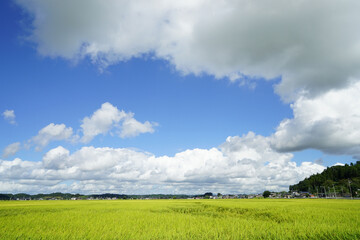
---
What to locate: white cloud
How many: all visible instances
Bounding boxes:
[2,109,16,124]
[272,81,360,159]
[7,0,359,193]
[80,102,156,142]
[42,146,70,169]
[0,133,324,194]
[81,102,126,143]
[1,103,154,156]
[2,142,21,158]
[15,0,360,100]
[32,123,73,151]
[120,115,156,138]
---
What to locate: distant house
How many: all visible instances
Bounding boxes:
[291,192,300,198]
[237,194,247,199]
[222,195,237,199]
[299,192,310,198]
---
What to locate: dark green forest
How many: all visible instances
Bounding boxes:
[290,161,360,197]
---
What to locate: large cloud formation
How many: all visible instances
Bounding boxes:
[0,133,324,194]
[16,0,360,100]
[9,0,360,193]
[14,0,360,159]
[272,80,360,159]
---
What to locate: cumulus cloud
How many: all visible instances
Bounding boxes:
[80,102,156,142]
[2,109,16,124]
[2,142,21,158]
[272,81,360,159]
[42,146,70,169]
[0,133,324,194]
[32,123,74,151]
[15,0,360,100]
[120,114,156,138]
[1,103,155,156]
[8,0,360,193]
[81,102,126,143]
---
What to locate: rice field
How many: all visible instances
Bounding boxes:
[0,199,359,239]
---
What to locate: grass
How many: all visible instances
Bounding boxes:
[0,199,359,239]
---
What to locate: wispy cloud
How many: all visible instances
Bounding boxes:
[2,109,16,125]
[2,142,21,158]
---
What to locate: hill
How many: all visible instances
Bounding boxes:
[289,161,360,197]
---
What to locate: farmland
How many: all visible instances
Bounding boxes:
[0,199,359,239]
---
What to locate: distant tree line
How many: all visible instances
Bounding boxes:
[0,192,212,201]
[0,192,84,201]
[290,161,360,197]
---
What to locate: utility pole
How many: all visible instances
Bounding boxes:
[333,184,337,199]
[322,186,327,198]
[316,186,319,198]
[348,179,353,199]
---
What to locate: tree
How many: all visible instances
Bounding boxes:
[290,161,360,196]
[263,191,271,198]
[204,192,213,199]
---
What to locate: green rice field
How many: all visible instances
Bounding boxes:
[0,199,359,239]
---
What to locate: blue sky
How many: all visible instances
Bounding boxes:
[1,0,359,194]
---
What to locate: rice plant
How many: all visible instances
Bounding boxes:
[0,199,359,239]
